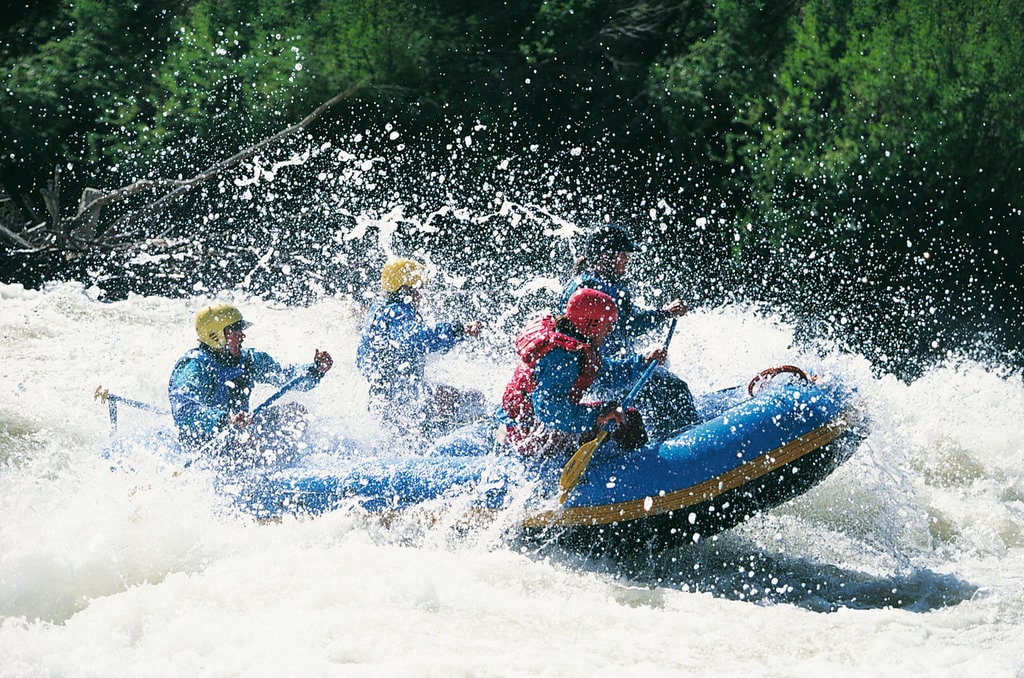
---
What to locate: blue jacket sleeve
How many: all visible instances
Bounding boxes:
[168,358,227,438]
[246,349,320,391]
[590,353,647,394]
[391,305,464,355]
[622,305,665,338]
[530,349,604,434]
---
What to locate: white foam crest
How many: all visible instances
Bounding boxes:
[0,448,225,623]
[867,360,1024,560]
[3,283,1024,675]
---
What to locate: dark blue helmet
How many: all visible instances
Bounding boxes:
[586,224,638,258]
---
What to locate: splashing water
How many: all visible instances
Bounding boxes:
[3,114,1023,675]
[2,279,1023,676]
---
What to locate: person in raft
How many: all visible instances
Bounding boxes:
[500,288,665,457]
[560,222,697,438]
[356,258,486,437]
[168,303,333,463]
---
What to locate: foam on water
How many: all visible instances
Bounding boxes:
[2,282,1023,676]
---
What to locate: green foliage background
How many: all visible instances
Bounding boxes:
[2,0,1022,370]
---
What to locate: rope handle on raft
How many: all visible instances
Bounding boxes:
[747,365,813,397]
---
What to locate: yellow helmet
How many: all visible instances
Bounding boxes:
[380,258,428,294]
[195,303,250,349]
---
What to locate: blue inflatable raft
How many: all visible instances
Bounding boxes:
[210,369,864,551]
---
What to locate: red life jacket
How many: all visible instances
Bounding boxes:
[501,315,602,429]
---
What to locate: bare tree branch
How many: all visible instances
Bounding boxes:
[0,222,35,249]
[2,82,366,254]
[102,80,367,240]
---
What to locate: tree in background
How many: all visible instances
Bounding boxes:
[642,0,1024,364]
[745,0,1024,263]
[753,0,1023,363]
[648,1,794,169]
[0,0,183,219]
[0,0,443,232]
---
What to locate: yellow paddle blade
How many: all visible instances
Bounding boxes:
[558,429,608,504]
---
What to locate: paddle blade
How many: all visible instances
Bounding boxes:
[558,429,608,504]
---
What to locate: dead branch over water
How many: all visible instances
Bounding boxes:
[0,82,365,255]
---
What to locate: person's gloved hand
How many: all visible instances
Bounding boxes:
[595,401,625,428]
[314,348,334,375]
[228,410,253,429]
[611,407,649,450]
[645,347,667,365]
[662,298,688,318]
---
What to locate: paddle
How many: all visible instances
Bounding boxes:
[193,372,315,460]
[96,370,311,433]
[252,373,313,416]
[95,386,171,432]
[558,318,678,504]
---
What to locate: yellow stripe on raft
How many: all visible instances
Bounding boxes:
[522,414,850,529]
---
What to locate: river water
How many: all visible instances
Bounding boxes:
[1,280,1022,677]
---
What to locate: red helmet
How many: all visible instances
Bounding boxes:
[565,288,619,338]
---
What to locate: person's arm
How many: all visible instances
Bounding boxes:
[591,352,649,393]
[531,350,607,434]
[392,304,468,355]
[247,349,324,391]
[168,358,228,437]
[624,306,665,336]
[625,299,686,336]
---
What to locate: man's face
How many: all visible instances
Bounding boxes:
[611,251,630,277]
[402,286,423,305]
[223,325,245,357]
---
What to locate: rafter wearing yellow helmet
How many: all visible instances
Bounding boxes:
[358,259,486,437]
[169,303,334,457]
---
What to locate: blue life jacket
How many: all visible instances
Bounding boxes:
[355,298,465,401]
[168,345,318,445]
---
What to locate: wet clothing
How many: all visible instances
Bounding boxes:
[560,272,669,359]
[356,297,472,435]
[168,344,321,451]
[501,314,642,455]
[561,272,699,439]
[502,315,603,433]
[632,365,699,440]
